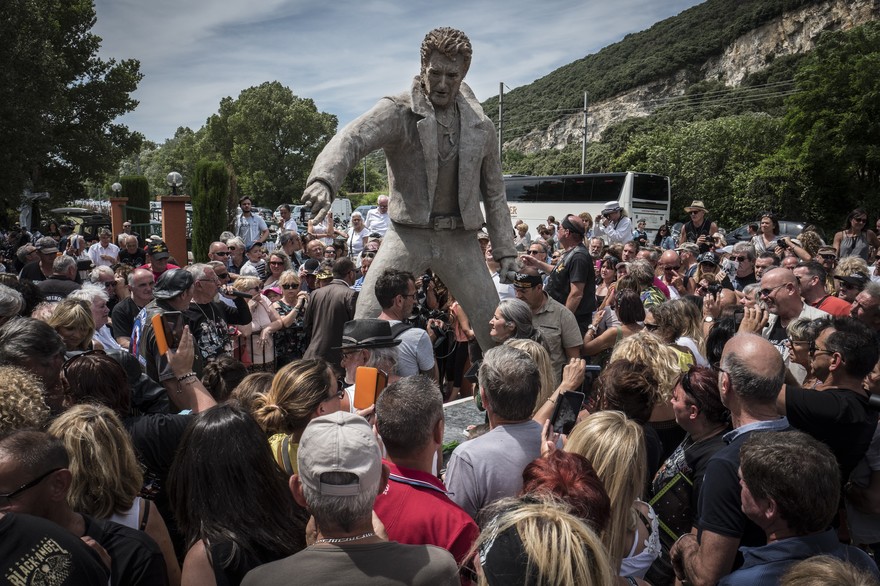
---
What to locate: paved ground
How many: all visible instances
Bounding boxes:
[441,397,486,465]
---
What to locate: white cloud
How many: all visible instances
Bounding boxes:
[93,0,704,142]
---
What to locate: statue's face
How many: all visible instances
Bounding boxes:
[422,51,466,109]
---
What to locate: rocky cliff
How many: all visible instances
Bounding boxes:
[507,0,879,153]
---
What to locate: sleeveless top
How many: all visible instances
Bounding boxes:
[840,231,870,260]
[683,218,713,252]
[620,502,661,578]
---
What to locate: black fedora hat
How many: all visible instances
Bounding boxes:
[333,319,402,350]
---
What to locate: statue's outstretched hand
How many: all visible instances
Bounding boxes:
[302,182,332,223]
[498,256,519,284]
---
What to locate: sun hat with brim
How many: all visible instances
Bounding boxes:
[817,246,837,258]
[333,319,402,350]
[153,268,194,299]
[601,201,623,215]
[262,286,282,296]
[298,411,382,498]
[685,200,708,213]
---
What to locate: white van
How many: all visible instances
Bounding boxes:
[330,197,352,223]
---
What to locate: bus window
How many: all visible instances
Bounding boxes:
[505,178,536,203]
[591,176,626,202]
[563,177,593,201]
[536,179,564,201]
[633,174,670,201]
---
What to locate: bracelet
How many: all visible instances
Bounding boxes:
[176,371,197,382]
[546,397,556,404]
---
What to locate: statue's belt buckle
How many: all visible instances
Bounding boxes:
[432,216,461,230]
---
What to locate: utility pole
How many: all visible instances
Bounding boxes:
[581,92,588,174]
[363,157,367,193]
[498,82,504,163]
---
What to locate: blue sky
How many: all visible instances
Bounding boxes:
[93,0,705,144]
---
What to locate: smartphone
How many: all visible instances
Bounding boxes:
[733,306,745,328]
[152,311,185,355]
[353,366,388,410]
[550,391,586,435]
[582,364,602,396]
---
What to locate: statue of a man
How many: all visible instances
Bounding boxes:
[302,27,516,351]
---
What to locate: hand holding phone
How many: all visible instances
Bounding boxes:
[152,311,185,355]
[550,391,586,435]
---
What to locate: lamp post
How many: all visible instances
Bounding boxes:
[166,172,183,196]
[111,182,122,196]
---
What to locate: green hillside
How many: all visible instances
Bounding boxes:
[485,0,823,142]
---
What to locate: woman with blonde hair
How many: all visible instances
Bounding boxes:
[233,275,283,371]
[610,331,686,463]
[250,358,342,474]
[46,297,95,351]
[48,403,181,586]
[780,555,880,586]
[473,496,617,586]
[565,411,660,580]
[506,338,556,413]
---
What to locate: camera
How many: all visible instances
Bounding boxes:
[707,283,724,296]
[777,239,789,249]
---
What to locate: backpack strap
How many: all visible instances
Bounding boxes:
[390,322,413,339]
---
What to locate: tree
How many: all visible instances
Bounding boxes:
[204,82,337,210]
[190,160,229,260]
[0,0,142,221]
[783,22,880,223]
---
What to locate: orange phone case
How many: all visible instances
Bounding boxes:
[353,367,388,410]
[152,313,170,355]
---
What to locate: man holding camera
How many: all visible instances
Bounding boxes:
[374,269,437,380]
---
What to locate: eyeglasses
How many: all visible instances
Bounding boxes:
[527,250,544,256]
[323,389,346,401]
[730,256,748,262]
[662,265,681,271]
[213,251,229,256]
[0,468,63,507]
[689,211,702,215]
[281,283,299,290]
[759,284,787,298]
[363,252,376,258]
[215,273,229,279]
[269,261,285,266]
[809,340,834,357]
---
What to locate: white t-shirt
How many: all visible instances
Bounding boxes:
[388,320,434,376]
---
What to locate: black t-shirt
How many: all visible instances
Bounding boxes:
[785,386,878,484]
[731,272,757,292]
[184,297,252,360]
[683,218,714,253]
[697,424,790,564]
[545,244,596,325]
[111,297,144,341]
[18,260,49,282]
[35,276,81,302]
[118,249,146,268]
[0,511,109,585]
[82,514,168,586]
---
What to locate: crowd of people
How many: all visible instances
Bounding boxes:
[1,197,880,585]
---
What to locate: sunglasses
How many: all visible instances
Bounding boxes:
[839,282,858,290]
[527,250,544,256]
[213,251,229,256]
[730,256,748,262]
[0,468,64,507]
[689,211,702,215]
[363,252,376,258]
[215,273,229,279]
[759,284,787,297]
[819,254,836,260]
[269,261,285,266]
[281,283,299,290]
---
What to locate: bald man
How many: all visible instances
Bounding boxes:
[671,334,789,586]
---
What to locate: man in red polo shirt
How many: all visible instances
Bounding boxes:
[374,376,478,571]
[793,261,851,317]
